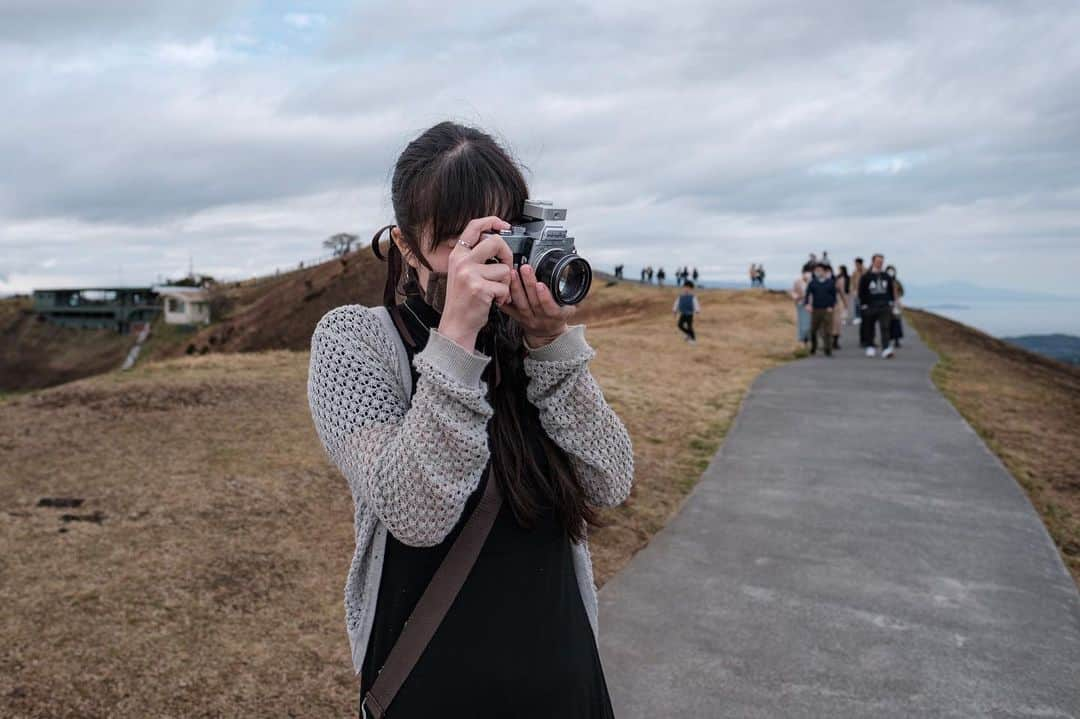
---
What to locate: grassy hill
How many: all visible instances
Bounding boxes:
[910,310,1080,585]
[0,296,134,392]
[0,276,796,716]
[146,250,388,360]
[0,249,387,392]
[1004,334,1080,365]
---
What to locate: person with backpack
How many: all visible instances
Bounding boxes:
[307,122,632,719]
[673,280,701,345]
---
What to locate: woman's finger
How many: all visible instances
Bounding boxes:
[478,262,512,283]
[535,281,573,318]
[469,231,514,268]
[508,267,532,314]
[459,216,510,248]
[498,299,525,322]
[520,262,542,310]
[482,278,511,306]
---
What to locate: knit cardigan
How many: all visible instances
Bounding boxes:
[306,304,635,675]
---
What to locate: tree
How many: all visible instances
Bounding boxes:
[323,233,359,256]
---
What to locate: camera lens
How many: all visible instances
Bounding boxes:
[536,251,591,305]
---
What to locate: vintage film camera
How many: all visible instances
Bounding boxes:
[498,200,592,305]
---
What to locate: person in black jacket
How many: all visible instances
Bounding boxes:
[804,262,838,356]
[886,264,905,348]
[858,253,896,358]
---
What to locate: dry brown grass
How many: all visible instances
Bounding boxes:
[0,281,794,717]
[909,309,1080,587]
[575,284,796,584]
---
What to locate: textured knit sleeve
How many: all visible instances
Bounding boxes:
[307,305,494,547]
[522,324,634,508]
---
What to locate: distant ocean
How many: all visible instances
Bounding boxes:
[907,300,1079,338]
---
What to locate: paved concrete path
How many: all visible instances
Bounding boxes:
[599,324,1080,718]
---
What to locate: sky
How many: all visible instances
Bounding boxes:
[1,0,1079,300]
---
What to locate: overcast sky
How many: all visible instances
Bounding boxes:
[1,0,1078,297]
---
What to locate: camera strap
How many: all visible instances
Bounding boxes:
[361,472,503,719]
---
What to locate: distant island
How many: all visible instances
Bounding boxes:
[1004,334,1080,365]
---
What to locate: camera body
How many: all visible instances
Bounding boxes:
[499,200,592,305]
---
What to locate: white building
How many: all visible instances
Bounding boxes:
[152,285,211,325]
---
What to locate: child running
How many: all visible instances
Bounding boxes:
[674,280,701,345]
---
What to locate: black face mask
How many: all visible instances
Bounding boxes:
[422,271,448,313]
[402,262,447,315]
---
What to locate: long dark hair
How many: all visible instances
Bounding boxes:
[373,121,599,542]
[837,264,850,292]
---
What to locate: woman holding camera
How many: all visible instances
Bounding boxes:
[307,121,634,718]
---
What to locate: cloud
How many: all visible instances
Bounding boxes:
[156,37,225,68]
[0,1,245,46]
[809,153,928,177]
[283,12,327,30]
[0,0,1078,301]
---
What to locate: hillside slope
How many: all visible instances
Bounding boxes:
[150,249,386,359]
[0,282,795,716]
[0,250,387,392]
[0,296,133,392]
[1004,333,1080,365]
[909,310,1080,585]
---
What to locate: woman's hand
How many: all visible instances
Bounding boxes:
[437,217,514,351]
[501,262,575,348]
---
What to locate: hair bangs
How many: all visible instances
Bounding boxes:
[425,141,528,251]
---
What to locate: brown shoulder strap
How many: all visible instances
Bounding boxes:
[361,474,502,719]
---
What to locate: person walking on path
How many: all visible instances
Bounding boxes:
[307,122,633,719]
[887,264,905,348]
[657,267,666,286]
[674,280,701,345]
[692,267,699,284]
[850,257,865,325]
[858,253,897,358]
[804,263,837,356]
[831,264,849,350]
[791,270,812,348]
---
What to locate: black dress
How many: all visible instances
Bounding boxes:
[358,296,615,719]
